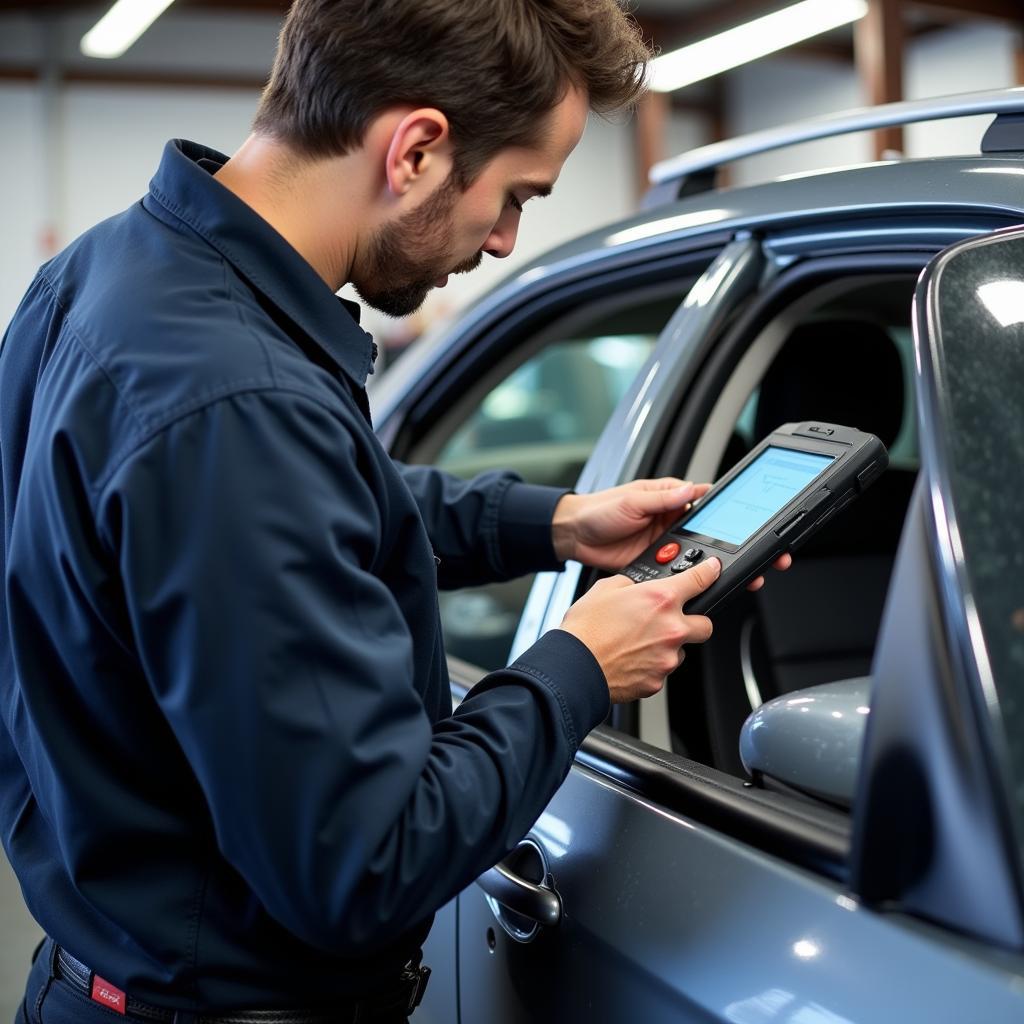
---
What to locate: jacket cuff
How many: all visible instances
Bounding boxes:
[509,629,610,749]
[497,482,568,576]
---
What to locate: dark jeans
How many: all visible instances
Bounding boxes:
[16,939,410,1024]
[16,938,115,1024]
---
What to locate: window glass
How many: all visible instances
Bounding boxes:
[929,235,1024,839]
[427,288,690,673]
[436,335,653,486]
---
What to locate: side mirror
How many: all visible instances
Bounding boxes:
[739,678,871,810]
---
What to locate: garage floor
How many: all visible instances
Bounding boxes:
[0,854,42,1022]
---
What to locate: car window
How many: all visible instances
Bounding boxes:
[658,275,921,792]
[423,286,693,673]
[435,335,653,485]
[925,233,1024,842]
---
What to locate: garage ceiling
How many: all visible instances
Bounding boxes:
[0,0,1015,48]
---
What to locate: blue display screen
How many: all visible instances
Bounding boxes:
[682,447,834,547]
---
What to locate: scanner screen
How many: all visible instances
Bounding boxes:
[682,446,834,546]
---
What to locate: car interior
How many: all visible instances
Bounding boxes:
[656,273,921,783]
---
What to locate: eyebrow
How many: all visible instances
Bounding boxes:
[515,181,554,199]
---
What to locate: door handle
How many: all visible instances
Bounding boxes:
[476,838,561,940]
[477,859,561,926]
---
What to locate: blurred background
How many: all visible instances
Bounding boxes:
[0,0,1022,1015]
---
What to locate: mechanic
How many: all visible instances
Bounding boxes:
[0,2,788,1022]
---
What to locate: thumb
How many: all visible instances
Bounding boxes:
[665,556,722,603]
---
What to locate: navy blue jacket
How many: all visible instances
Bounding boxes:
[0,140,609,1009]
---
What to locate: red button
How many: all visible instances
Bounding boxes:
[655,542,681,564]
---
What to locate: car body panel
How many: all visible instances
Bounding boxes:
[459,763,1024,1024]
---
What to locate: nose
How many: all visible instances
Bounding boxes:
[483,208,521,260]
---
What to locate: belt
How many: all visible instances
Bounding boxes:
[54,946,431,1024]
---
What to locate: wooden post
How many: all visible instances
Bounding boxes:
[709,78,731,189]
[1015,30,1024,86]
[855,0,905,159]
[634,90,669,202]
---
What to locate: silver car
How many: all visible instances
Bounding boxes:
[371,88,1024,1023]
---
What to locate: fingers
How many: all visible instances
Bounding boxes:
[746,554,792,590]
[601,573,637,591]
[684,613,714,644]
[633,477,691,492]
[627,480,698,517]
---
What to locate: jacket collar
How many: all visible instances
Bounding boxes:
[145,139,377,387]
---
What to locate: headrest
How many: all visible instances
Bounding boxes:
[753,320,904,449]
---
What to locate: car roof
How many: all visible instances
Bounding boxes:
[515,154,1024,283]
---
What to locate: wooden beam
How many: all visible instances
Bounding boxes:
[672,0,786,48]
[0,67,39,81]
[905,0,1024,22]
[855,0,905,158]
[788,39,856,63]
[637,0,783,57]
[0,0,288,8]
[63,68,268,89]
[667,95,716,117]
[0,63,274,90]
[708,78,732,189]
[634,90,668,201]
[177,0,288,9]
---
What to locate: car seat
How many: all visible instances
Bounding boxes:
[690,319,917,775]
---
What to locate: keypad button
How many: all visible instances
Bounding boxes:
[655,542,681,564]
[670,560,693,573]
[684,547,703,561]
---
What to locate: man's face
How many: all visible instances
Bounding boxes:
[352,85,589,318]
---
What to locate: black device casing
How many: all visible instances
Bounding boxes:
[621,422,888,615]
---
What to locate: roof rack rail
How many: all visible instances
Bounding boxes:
[645,87,1024,208]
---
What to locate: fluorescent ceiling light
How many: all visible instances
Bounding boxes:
[649,0,869,93]
[81,0,178,59]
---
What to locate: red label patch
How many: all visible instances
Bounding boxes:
[91,975,126,1015]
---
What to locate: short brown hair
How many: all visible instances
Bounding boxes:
[254,0,651,186]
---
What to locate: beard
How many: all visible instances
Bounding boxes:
[352,177,483,319]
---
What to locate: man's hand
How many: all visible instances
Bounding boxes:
[561,558,720,703]
[552,478,791,590]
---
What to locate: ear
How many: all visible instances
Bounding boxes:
[384,108,452,198]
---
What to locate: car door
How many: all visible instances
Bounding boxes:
[455,230,1024,1022]
[374,238,729,1024]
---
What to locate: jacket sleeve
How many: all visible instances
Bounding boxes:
[98,390,609,956]
[394,462,568,589]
